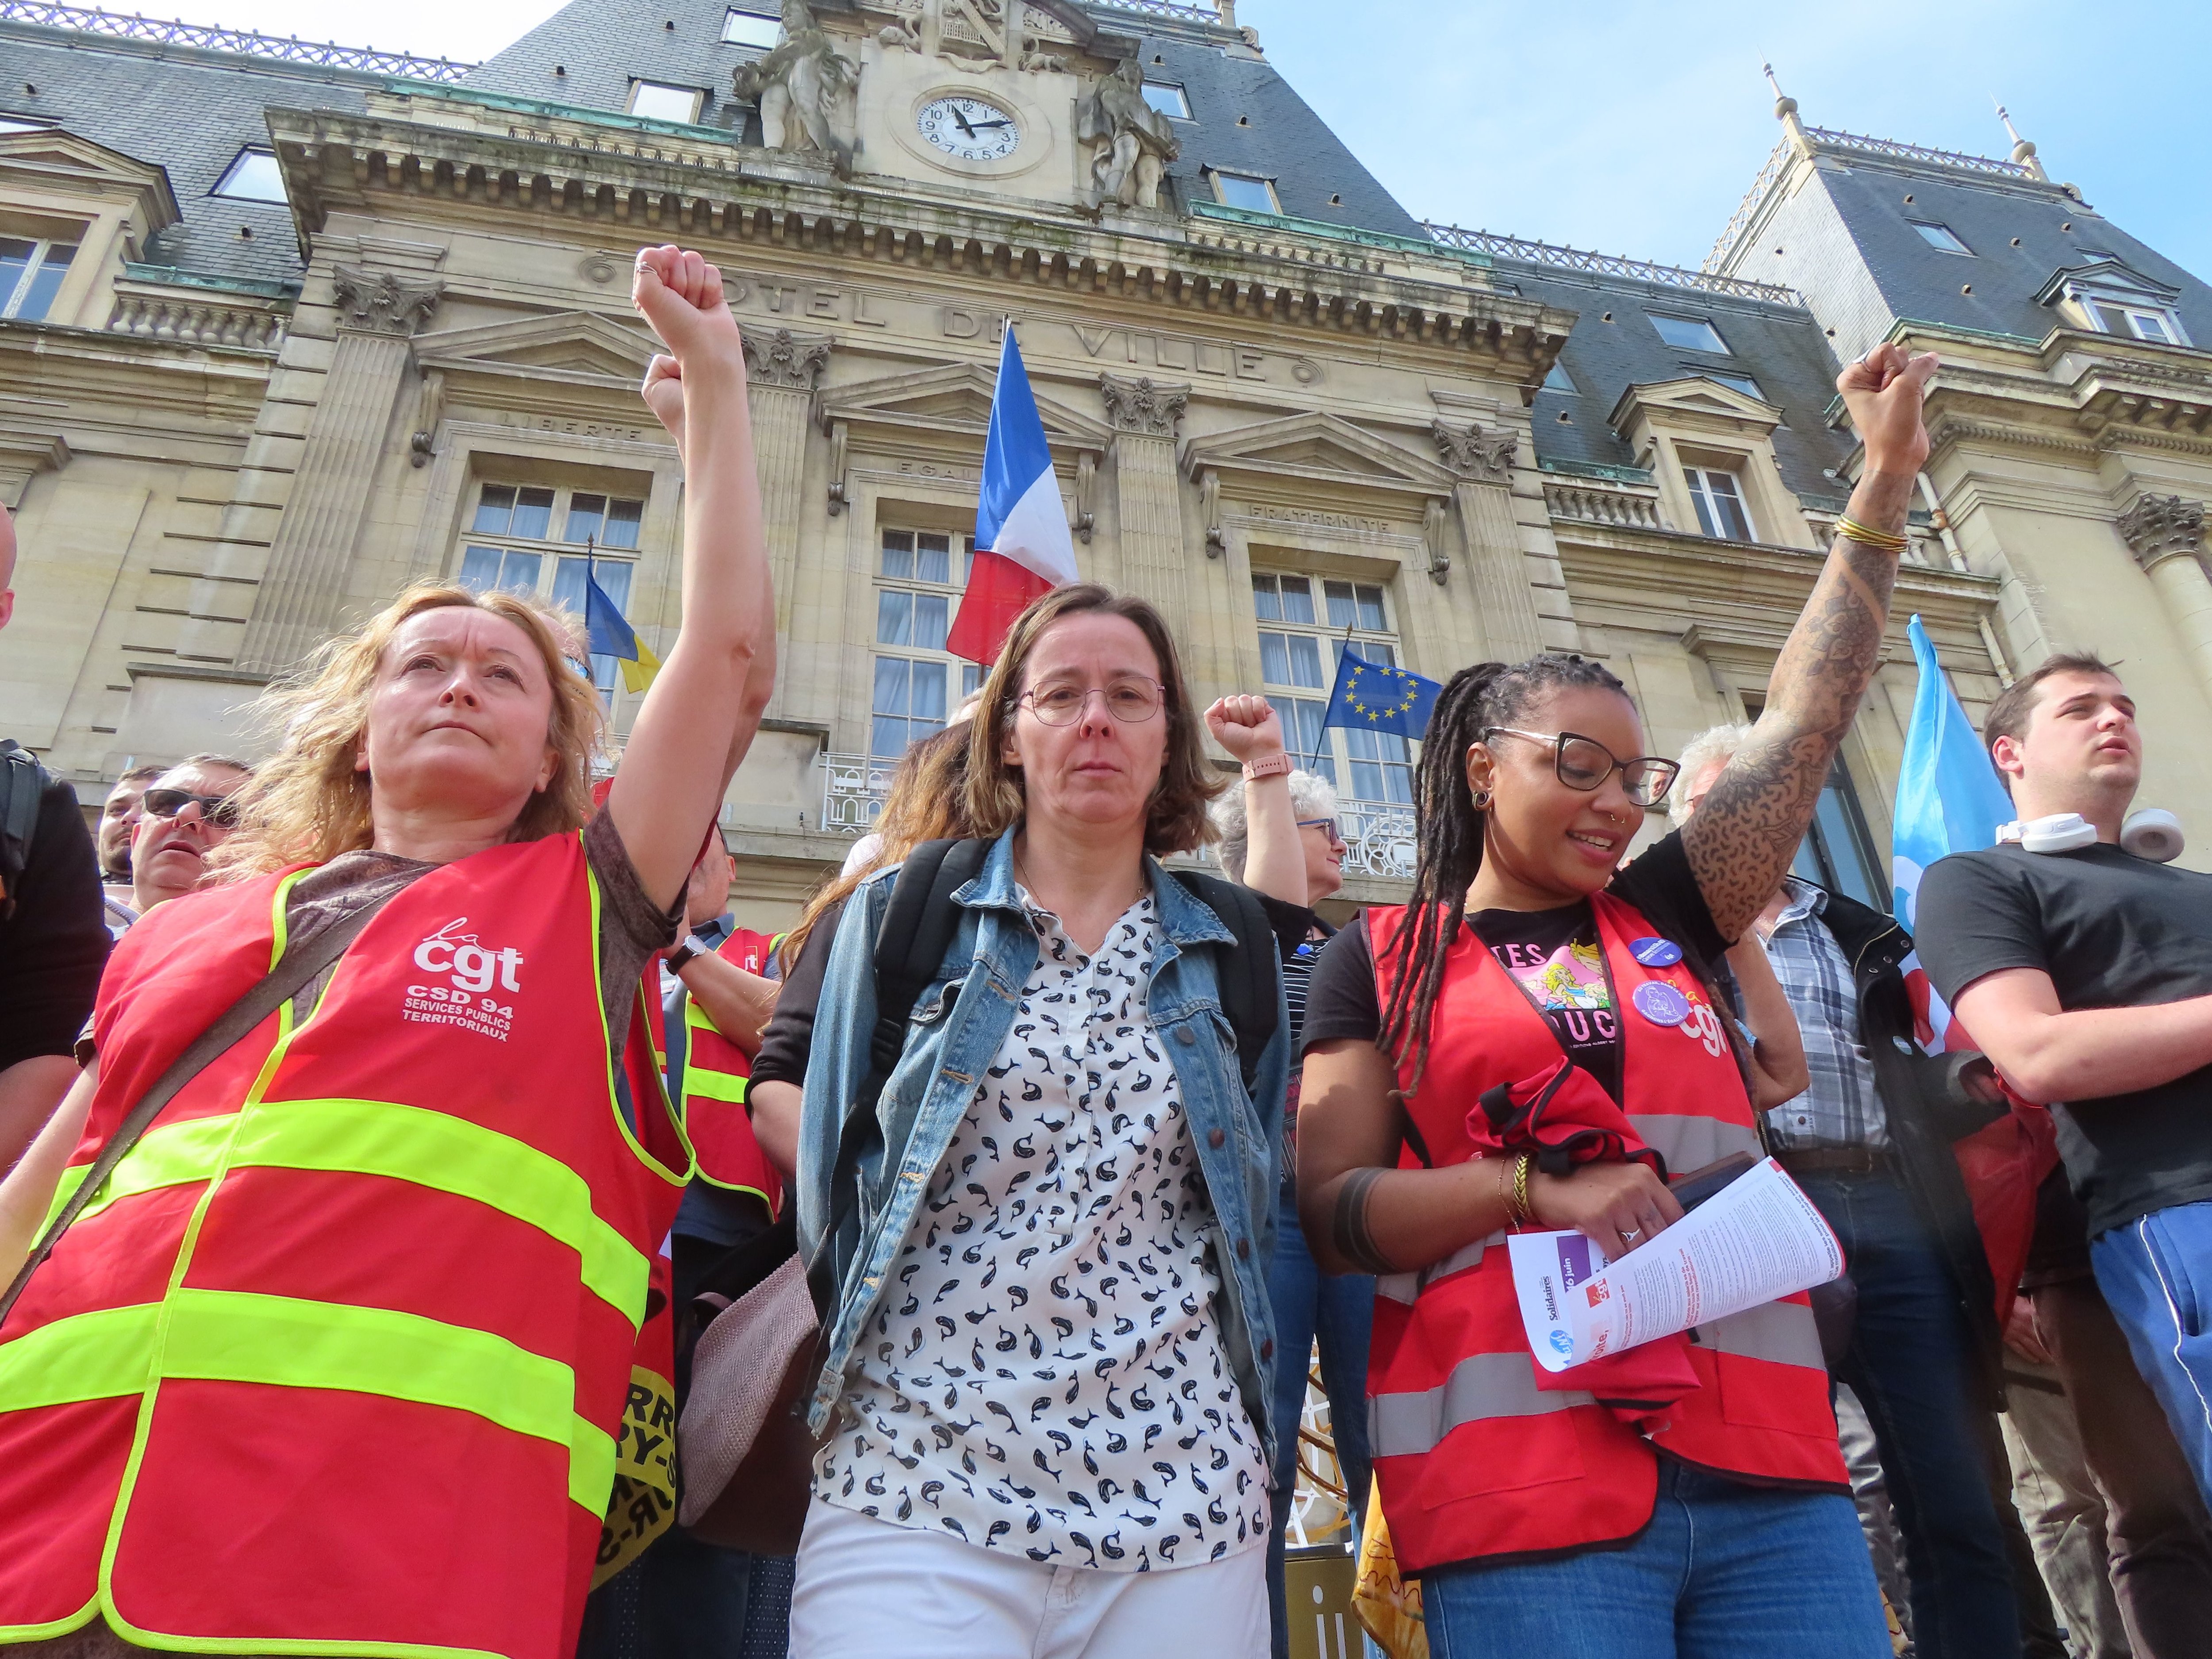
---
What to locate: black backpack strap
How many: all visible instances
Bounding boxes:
[1169,868,1280,1098]
[0,741,44,922]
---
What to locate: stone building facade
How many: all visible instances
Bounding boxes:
[4,1,2209,922]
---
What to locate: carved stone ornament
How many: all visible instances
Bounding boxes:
[732,0,859,177]
[742,327,832,391]
[1099,373,1187,438]
[1423,497,1451,586]
[330,265,443,337]
[1076,61,1181,210]
[2118,494,2206,571]
[1432,419,1516,484]
[879,0,1068,72]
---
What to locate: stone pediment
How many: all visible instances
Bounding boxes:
[816,360,1112,451]
[412,311,661,386]
[2035,257,2181,310]
[1179,412,1458,498]
[1609,376,1783,439]
[0,127,178,233]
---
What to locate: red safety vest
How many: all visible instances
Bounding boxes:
[673,927,781,1214]
[0,833,690,1659]
[1365,893,1845,1575]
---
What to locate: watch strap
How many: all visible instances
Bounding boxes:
[1242,752,1293,781]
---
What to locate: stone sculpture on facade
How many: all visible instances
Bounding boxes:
[2119,493,2207,569]
[330,265,442,337]
[1432,419,1517,484]
[1076,60,1180,211]
[741,327,832,392]
[733,0,859,177]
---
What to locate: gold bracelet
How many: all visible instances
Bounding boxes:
[1511,1151,1534,1229]
[1836,515,1909,553]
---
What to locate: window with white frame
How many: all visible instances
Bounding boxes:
[1694,368,1765,401]
[2092,301,2185,344]
[1252,572,1414,805]
[454,481,647,692]
[1683,465,1754,541]
[0,235,76,322]
[872,527,985,758]
[1209,169,1279,213]
[212,148,287,204]
[722,6,779,46]
[1141,81,1190,119]
[1908,221,1972,255]
[628,81,704,123]
[1648,313,1729,353]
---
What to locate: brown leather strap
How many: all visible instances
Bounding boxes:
[0,886,398,1326]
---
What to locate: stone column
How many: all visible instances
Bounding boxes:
[1099,374,1190,618]
[740,327,831,621]
[236,265,443,674]
[1434,419,1544,665]
[2120,495,2212,701]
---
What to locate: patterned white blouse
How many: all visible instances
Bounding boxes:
[815,887,1271,1571]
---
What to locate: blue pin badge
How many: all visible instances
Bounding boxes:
[1632,981,1692,1028]
[1630,936,1684,969]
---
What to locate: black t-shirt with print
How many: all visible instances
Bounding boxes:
[1299,828,1729,1106]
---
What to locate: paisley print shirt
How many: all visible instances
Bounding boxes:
[815,887,1271,1571]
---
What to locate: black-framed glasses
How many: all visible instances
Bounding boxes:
[1483,727,1681,806]
[1297,816,1345,845]
[141,787,242,829]
[1017,677,1166,726]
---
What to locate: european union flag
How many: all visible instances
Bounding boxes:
[1323,647,1442,740]
[583,562,661,694]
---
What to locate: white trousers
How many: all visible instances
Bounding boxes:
[789,1497,1270,1659]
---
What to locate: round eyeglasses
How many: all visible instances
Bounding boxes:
[1297,816,1345,846]
[1482,727,1681,806]
[1016,678,1166,726]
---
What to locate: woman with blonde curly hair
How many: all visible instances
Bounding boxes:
[0,246,772,1659]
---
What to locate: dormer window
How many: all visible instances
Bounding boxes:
[721,7,779,47]
[1208,170,1279,213]
[1649,314,1729,353]
[1543,361,1577,393]
[628,81,704,123]
[1684,466,1754,541]
[0,236,76,322]
[213,148,286,204]
[1696,369,1764,400]
[1141,81,1190,119]
[2038,258,2192,348]
[2094,303,2182,344]
[1909,221,1973,256]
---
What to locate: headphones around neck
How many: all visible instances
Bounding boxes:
[1995,808,2184,862]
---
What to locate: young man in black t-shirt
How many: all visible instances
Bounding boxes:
[1918,653,2212,1525]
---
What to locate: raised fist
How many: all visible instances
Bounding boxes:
[631,245,742,369]
[1205,695,1287,766]
[1837,341,1938,476]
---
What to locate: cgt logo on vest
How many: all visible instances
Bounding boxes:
[403,918,523,1041]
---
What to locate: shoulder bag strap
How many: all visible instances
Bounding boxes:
[0,883,401,1325]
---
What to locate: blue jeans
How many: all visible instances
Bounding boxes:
[1797,1169,2020,1659]
[1265,1179,1375,1659]
[2093,1199,2212,1510]
[1422,1459,1890,1659]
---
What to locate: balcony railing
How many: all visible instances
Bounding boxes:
[1337,797,1417,881]
[1423,222,1800,306]
[821,751,894,837]
[0,0,477,78]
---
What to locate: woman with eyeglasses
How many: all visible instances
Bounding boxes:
[1295,346,1940,1656]
[777,583,1289,1659]
[119,754,253,922]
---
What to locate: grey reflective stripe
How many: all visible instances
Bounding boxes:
[1376,1272,1418,1306]
[1368,1351,1597,1458]
[1699,1298,1825,1368]
[1374,1229,1505,1306]
[1628,1114,1762,1174]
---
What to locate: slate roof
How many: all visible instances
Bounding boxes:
[460,0,770,135]
[0,20,372,286]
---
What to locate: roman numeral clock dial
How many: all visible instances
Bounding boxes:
[918,95,1021,161]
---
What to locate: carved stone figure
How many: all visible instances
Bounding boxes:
[2119,493,2207,570]
[732,0,858,177]
[1099,373,1187,438]
[330,265,442,337]
[1432,419,1517,484]
[1076,60,1180,211]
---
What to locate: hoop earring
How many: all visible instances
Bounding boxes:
[1471,789,1493,810]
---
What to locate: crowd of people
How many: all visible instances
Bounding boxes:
[0,244,2208,1659]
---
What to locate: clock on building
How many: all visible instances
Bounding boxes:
[917,95,1022,161]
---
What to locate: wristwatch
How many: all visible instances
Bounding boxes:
[668,936,707,972]
[1242,751,1293,782]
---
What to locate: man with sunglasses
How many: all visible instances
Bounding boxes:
[120,755,253,923]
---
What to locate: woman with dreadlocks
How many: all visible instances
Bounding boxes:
[1295,342,1940,1659]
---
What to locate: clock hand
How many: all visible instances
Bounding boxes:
[952,107,977,138]
[968,119,1013,130]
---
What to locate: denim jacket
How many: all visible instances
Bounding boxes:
[795,826,1290,1462]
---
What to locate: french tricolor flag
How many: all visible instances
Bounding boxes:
[946,326,1077,665]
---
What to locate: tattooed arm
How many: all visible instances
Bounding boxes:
[1684,342,1939,942]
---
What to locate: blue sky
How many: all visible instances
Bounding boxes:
[140,0,2209,281]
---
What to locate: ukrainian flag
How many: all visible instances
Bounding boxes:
[584,563,661,694]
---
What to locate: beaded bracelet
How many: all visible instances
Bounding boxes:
[1837,514,1909,553]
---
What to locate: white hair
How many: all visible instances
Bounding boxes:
[1675,722,1757,807]
[1210,768,1339,879]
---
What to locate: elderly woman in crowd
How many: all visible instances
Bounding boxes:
[0,244,771,1659]
[763,583,1288,1659]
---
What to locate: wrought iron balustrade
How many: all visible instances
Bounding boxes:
[1422,222,1799,305]
[1336,797,1417,881]
[821,751,895,837]
[0,1,476,79]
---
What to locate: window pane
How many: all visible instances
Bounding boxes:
[0,239,34,312]
[1909,221,1970,255]
[876,590,914,646]
[1356,586,1387,630]
[1704,371,1763,399]
[630,82,700,123]
[881,530,914,580]
[15,243,72,320]
[593,558,632,609]
[494,551,541,595]
[872,656,911,715]
[1259,631,1291,687]
[1543,361,1576,393]
[1279,576,1315,625]
[916,533,951,585]
[1687,473,1721,539]
[1813,785,1881,910]
[870,716,910,759]
[722,7,780,46]
[550,557,587,617]
[1649,315,1728,353]
[1140,81,1189,119]
[602,498,643,549]
[1339,637,1393,669]
[961,663,986,699]
[914,593,949,652]
[1322,580,1354,629]
[511,488,554,540]
[1251,573,1280,621]
[910,661,947,722]
[2131,311,2175,343]
[214,150,287,204]
[472,485,515,534]
[1213,172,1276,213]
[565,493,607,544]
[1286,634,1324,689]
[458,546,504,591]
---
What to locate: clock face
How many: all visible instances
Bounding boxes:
[917,95,1021,162]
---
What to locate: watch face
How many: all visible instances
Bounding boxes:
[917,95,1021,161]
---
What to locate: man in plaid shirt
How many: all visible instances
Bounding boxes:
[1681,725,2039,1659]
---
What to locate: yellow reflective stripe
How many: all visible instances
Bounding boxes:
[63,1098,649,1329]
[682,1068,749,1106]
[682,995,721,1036]
[41,1160,94,1234]
[0,1291,614,1513]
